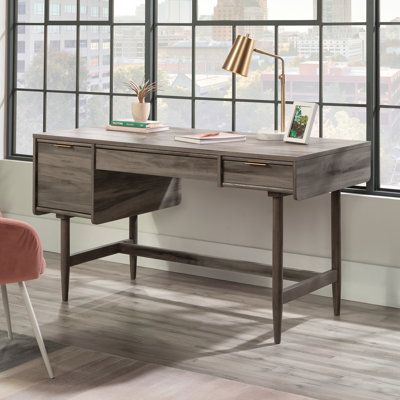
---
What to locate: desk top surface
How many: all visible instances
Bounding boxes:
[34,127,370,162]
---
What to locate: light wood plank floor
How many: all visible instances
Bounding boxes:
[1,252,399,400]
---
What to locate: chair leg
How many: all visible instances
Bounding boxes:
[1,285,13,340]
[18,282,54,379]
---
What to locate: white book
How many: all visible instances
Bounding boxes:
[175,132,246,144]
[106,125,170,133]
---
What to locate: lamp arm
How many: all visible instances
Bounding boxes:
[254,48,286,133]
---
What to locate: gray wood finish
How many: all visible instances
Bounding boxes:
[69,242,121,267]
[283,270,337,304]
[4,253,399,400]
[271,193,284,345]
[331,191,341,316]
[35,127,370,162]
[32,127,369,342]
[92,170,181,224]
[96,148,218,181]
[118,242,316,282]
[223,160,293,191]
[129,216,138,281]
[294,146,371,200]
[60,216,70,303]
[36,143,92,214]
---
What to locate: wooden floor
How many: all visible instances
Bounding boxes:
[1,252,399,400]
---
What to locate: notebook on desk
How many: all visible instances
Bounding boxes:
[175,131,246,144]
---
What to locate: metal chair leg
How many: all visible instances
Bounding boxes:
[1,285,13,340]
[18,282,54,379]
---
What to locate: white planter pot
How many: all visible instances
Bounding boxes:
[131,102,151,122]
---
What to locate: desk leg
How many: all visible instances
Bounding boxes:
[271,193,284,344]
[129,216,138,280]
[60,216,71,302]
[331,191,341,316]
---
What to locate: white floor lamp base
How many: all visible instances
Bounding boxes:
[256,131,285,141]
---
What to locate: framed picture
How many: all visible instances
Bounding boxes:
[284,102,318,144]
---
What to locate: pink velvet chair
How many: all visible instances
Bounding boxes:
[0,215,54,378]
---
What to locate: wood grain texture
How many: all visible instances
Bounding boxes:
[92,170,181,224]
[272,194,284,345]
[223,160,293,191]
[119,241,316,282]
[3,253,399,400]
[294,146,371,200]
[34,128,370,162]
[283,270,337,304]
[96,148,218,181]
[36,143,92,214]
[129,216,138,281]
[0,346,317,400]
[331,191,341,316]
[59,216,70,302]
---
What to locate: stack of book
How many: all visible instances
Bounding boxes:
[174,131,246,144]
[107,119,169,133]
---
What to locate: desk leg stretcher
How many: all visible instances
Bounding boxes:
[56,190,342,343]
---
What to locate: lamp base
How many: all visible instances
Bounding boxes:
[256,131,285,141]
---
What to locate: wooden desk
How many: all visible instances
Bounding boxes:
[33,127,371,344]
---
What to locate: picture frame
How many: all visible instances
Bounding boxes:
[284,102,318,145]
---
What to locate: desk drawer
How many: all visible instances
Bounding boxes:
[36,142,92,214]
[223,160,293,191]
[96,148,218,181]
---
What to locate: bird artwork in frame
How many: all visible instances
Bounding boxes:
[284,102,318,145]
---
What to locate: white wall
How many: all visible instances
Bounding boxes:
[1,5,400,309]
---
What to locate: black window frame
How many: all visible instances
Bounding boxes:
[6,0,395,198]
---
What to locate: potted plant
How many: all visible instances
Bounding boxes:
[127,79,157,122]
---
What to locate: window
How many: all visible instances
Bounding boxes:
[6,1,394,197]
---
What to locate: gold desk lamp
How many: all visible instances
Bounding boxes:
[223,34,286,141]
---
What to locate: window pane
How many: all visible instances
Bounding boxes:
[236,102,274,134]
[49,0,77,21]
[80,0,109,21]
[381,0,400,23]
[15,91,43,155]
[47,26,76,91]
[158,0,192,23]
[380,108,400,189]
[79,94,110,127]
[46,93,76,131]
[158,26,192,96]
[16,25,44,90]
[323,106,366,140]
[323,25,366,104]
[236,26,274,101]
[323,0,366,23]
[114,0,145,22]
[113,95,135,120]
[113,26,145,94]
[196,26,231,98]
[80,26,110,92]
[279,26,319,103]
[157,98,192,128]
[380,26,400,106]
[17,0,44,23]
[195,100,231,131]
[198,0,315,21]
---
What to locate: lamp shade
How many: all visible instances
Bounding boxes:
[222,34,255,77]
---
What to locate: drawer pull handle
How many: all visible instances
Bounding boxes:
[53,144,74,149]
[244,162,270,167]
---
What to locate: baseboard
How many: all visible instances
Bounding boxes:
[3,211,400,309]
